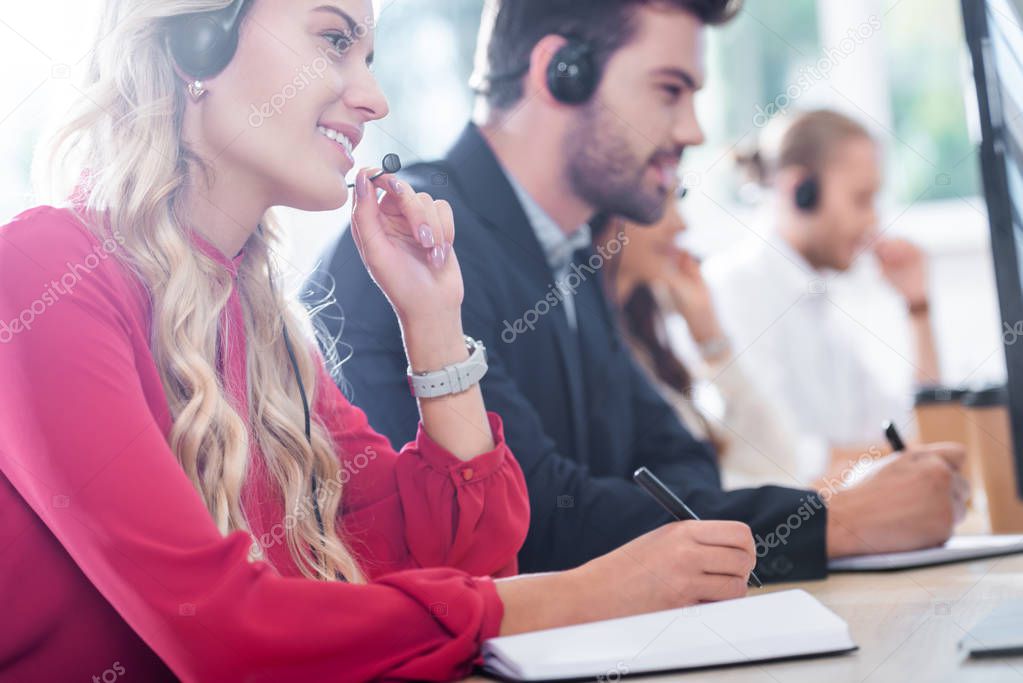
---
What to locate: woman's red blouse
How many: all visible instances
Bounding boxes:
[0,205,530,682]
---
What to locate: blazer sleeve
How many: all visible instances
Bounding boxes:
[311,358,529,579]
[624,347,829,581]
[0,209,505,683]
[462,255,830,582]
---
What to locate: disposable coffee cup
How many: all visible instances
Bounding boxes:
[914,386,975,497]
[963,385,1023,533]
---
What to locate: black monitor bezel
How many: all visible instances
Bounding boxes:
[961,0,1023,497]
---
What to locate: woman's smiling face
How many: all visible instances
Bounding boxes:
[185,0,388,213]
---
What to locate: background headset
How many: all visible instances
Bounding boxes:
[794,175,820,212]
[481,36,600,105]
[484,37,695,206]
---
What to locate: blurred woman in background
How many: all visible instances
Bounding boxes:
[598,197,813,489]
[598,182,942,490]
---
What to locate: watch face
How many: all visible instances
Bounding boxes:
[472,338,487,364]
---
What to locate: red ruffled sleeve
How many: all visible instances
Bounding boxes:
[312,360,530,580]
[0,206,524,682]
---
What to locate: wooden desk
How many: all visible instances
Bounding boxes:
[469,553,1023,682]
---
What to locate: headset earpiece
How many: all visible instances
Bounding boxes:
[166,0,250,80]
[477,36,599,105]
[794,175,820,212]
[545,39,597,104]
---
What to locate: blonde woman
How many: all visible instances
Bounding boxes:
[0,1,756,681]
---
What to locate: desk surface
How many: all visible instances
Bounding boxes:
[469,553,1023,682]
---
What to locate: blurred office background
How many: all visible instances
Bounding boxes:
[0,0,1004,396]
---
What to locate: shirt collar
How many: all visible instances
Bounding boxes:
[188,228,246,279]
[504,171,592,273]
[763,230,827,297]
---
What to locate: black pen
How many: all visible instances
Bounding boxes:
[883,420,906,452]
[633,466,763,588]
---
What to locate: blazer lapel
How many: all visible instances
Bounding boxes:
[443,124,590,461]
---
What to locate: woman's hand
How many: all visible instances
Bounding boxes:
[349,168,462,332]
[659,249,725,346]
[349,168,494,458]
[496,520,757,636]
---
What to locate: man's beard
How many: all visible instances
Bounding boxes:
[563,99,672,225]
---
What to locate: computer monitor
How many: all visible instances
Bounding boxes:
[962,0,1023,499]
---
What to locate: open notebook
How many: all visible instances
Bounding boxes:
[481,589,856,681]
[828,534,1023,571]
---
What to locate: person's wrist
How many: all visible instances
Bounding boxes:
[496,569,588,635]
[907,297,930,318]
[558,561,603,624]
[400,315,468,373]
[688,317,724,345]
[823,488,862,558]
[697,336,731,363]
[689,316,730,361]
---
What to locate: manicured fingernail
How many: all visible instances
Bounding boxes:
[356,172,368,199]
[390,178,405,194]
[430,245,446,269]
[418,224,435,248]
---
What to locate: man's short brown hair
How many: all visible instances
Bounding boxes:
[475,0,742,110]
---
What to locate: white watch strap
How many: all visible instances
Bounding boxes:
[407,336,488,398]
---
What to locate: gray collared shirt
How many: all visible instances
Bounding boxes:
[505,173,592,328]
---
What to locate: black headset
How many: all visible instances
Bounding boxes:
[483,36,599,105]
[794,175,820,212]
[269,260,338,579]
[545,39,598,104]
[165,0,251,79]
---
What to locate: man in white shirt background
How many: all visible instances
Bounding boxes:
[704,109,941,479]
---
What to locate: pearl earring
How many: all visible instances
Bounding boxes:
[187,79,207,101]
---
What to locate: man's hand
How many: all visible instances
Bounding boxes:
[874,238,929,309]
[824,443,969,557]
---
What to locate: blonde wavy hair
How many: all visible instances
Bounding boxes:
[31,0,363,582]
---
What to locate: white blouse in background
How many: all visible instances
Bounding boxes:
[701,232,913,479]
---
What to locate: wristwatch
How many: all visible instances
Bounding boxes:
[697,336,731,361]
[407,336,488,398]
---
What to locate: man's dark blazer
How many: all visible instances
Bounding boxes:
[311,123,828,581]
